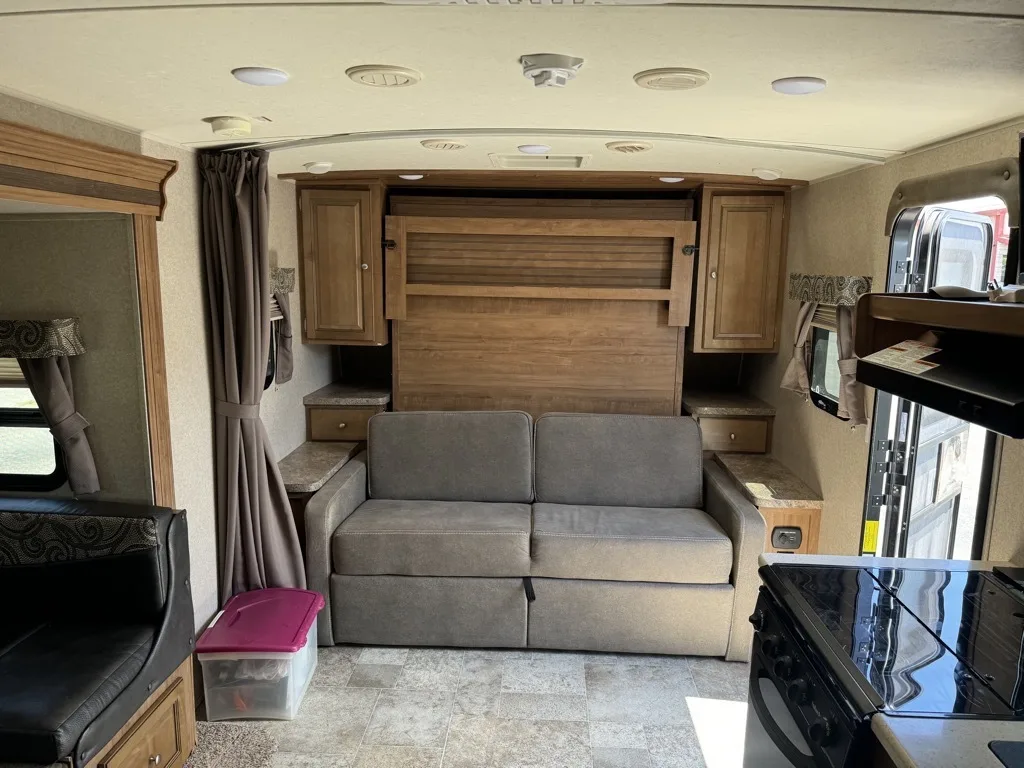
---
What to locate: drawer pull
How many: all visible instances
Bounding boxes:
[710,270,718,279]
[150,756,161,765]
[338,422,347,429]
[730,433,736,440]
[361,263,369,270]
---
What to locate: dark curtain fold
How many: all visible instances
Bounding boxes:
[18,356,100,495]
[273,292,294,384]
[199,150,305,602]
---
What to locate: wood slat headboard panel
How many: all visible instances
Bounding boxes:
[393,295,683,417]
[390,195,694,221]
[406,232,672,288]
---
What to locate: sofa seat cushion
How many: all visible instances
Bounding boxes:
[531,503,733,584]
[333,499,532,577]
[0,621,154,763]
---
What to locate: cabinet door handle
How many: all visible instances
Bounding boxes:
[710,270,718,279]
[338,422,347,430]
[361,263,369,270]
[150,756,161,765]
[729,433,736,440]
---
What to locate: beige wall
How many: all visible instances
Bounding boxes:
[0,213,153,503]
[748,121,1024,562]
[142,138,220,631]
[261,177,334,459]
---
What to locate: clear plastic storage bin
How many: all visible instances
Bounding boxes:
[197,588,324,721]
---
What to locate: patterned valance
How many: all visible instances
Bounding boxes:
[0,318,85,358]
[788,273,872,306]
[271,267,295,295]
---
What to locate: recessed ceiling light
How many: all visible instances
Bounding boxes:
[231,67,290,86]
[752,167,783,181]
[346,65,422,88]
[634,68,710,91]
[771,76,827,95]
[518,144,551,155]
[304,161,333,175]
[399,174,425,180]
[659,176,685,184]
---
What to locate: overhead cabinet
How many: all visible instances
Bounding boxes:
[693,188,787,353]
[298,186,387,345]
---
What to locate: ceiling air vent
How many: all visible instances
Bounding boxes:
[606,140,653,154]
[489,154,591,170]
[634,68,710,91]
[346,65,423,88]
[420,138,468,151]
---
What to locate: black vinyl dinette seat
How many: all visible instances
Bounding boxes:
[0,498,194,766]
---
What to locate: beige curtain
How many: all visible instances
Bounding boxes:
[19,356,100,495]
[199,150,305,602]
[780,301,817,396]
[836,306,867,426]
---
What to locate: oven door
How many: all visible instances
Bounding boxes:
[745,669,816,768]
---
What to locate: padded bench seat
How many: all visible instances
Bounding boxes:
[333,499,532,577]
[0,621,154,764]
[531,503,733,584]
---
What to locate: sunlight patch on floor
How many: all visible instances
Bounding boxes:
[687,695,748,768]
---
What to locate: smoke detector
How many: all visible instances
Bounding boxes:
[346,65,422,88]
[634,68,710,91]
[207,116,252,138]
[606,140,653,154]
[421,138,467,151]
[520,53,584,88]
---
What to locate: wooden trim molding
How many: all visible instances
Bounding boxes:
[133,215,175,507]
[0,119,177,218]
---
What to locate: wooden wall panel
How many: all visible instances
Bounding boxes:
[390,195,694,221]
[394,295,684,417]
[406,232,672,288]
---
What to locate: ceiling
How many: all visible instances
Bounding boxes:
[0,1,1021,180]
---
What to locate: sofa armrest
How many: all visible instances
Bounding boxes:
[703,462,766,662]
[305,451,367,646]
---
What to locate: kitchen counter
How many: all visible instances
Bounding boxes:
[278,441,361,494]
[681,390,776,418]
[715,453,822,509]
[303,382,391,407]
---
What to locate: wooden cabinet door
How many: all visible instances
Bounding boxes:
[695,193,785,352]
[299,188,386,345]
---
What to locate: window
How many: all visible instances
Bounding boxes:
[807,306,845,419]
[0,369,67,491]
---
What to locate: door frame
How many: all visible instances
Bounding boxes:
[0,118,178,506]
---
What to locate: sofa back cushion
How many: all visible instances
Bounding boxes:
[368,411,534,502]
[534,413,702,507]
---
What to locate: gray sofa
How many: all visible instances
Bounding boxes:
[305,411,765,662]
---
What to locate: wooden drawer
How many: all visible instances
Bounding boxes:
[307,406,382,441]
[99,678,189,768]
[698,416,770,453]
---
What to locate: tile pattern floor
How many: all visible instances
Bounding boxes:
[200,646,750,768]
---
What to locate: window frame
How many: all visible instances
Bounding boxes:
[0,403,68,492]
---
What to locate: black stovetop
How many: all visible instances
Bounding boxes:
[769,565,1024,718]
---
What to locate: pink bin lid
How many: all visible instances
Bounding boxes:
[197,587,325,654]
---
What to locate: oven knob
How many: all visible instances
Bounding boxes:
[749,611,765,631]
[760,635,780,658]
[773,655,794,680]
[808,718,836,747]
[786,679,809,704]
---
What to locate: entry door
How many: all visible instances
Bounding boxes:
[862,206,997,559]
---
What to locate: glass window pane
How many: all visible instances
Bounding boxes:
[0,387,38,409]
[935,217,990,289]
[810,327,841,401]
[0,426,56,475]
